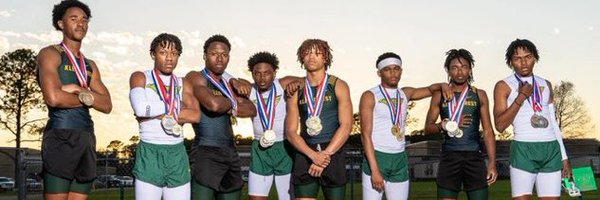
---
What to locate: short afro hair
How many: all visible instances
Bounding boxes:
[505,38,539,68]
[444,48,475,83]
[203,34,231,53]
[247,51,279,72]
[150,33,183,55]
[52,0,92,31]
[296,39,333,69]
[376,52,402,69]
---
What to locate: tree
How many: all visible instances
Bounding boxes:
[552,81,594,138]
[0,49,45,149]
[107,140,124,157]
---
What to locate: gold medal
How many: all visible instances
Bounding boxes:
[78,91,94,106]
[530,113,549,128]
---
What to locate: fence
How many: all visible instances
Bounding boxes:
[4,146,600,200]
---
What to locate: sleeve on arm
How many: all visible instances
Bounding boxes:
[130,87,167,117]
[548,103,568,160]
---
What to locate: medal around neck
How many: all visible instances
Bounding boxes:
[306,116,322,136]
[78,91,94,106]
[391,125,404,141]
[260,129,276,148]
[161,115,178,136]
[445,120,461,137]
[530,112,549,128]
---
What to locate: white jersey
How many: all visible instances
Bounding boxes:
[369,86,408,153]
[139,70,184,144]
[502,74,556,142]
[250,79,286,141]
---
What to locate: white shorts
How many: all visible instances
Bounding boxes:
[362,172,409,200]
[248,171,291,199]
[510,166,561,197]
[135,179,190,200]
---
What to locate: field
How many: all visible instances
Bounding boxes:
[1,179,597,200]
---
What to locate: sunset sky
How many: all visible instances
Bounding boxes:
[1,0,599,150]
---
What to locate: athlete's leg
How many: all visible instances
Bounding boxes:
[361,172,383,200]
[466,188,488,200]
[322,185,346,200]
[191,180,215,200]
[274,174,292,200]
[535,171,561,199]
[384,180,409,200]
[163,182,191,200]
[135,179,163,200]
[248,171,274,199]
[510,166,536,199]
[295,181,319,200]
[437,186,459,200]
[216,189,241,200]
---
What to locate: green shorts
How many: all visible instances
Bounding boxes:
[362,150,409,182]
[249,140,294,176]
[510,140,563,173]
[133,141,190,188]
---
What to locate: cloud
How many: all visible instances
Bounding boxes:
[473,40,491,46]
[553,28,561,35]
[0,10,12,18]
[23,31,61,43]
[102,45,129,56]
[0,37,9,53]
[589,26,594,31]
[91,51,107,59]
[0,31,21,38]
[88,32,143,46]
[231,36,246,49]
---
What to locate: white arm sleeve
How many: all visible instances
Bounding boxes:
[548,103,568,160]
[129,87,167,117]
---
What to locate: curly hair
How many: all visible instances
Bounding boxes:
[376,52,402,69]
[52,0,91,31]
[149,33,182,55]
[296,39,333,69]
[505,38,539,68]
[444,49,475,83]
[203,34,231,53]
[247,51,279,72]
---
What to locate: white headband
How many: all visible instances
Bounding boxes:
[376,57,402,70]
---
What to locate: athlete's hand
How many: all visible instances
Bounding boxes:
[441,83,453,102]
[459,114,473,128]
[486,165,498,185]
[562,159,573,180]
[310,151,331,168]
[230,78,252,97]
[61,83,82,94]
[370,170,385,192]
[518,82,533,98]
[285,80,301,98]
[308,163,324,177]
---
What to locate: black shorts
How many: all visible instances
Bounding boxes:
[42,128,96,182]
[292,142,347,187]
[190,145,243,193]
[437,151,488,191]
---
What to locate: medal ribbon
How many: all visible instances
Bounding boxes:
[303,74,329,117]
[255,83,277,131]
[378,85,402,127]
[447,84,469,123]
[151,69,179,120]
[60,42,88,88]
[202,68,238,114]
[514,74,543,112]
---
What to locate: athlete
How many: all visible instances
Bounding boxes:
[37,1,112,199]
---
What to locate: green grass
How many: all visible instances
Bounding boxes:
[3,179,598,200]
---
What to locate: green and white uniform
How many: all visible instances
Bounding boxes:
[130,70,190,200]
[248,79,293,198]
[362,86,409,200]
[503,74,566,197]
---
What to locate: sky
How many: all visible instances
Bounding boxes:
[1,0,599,150]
